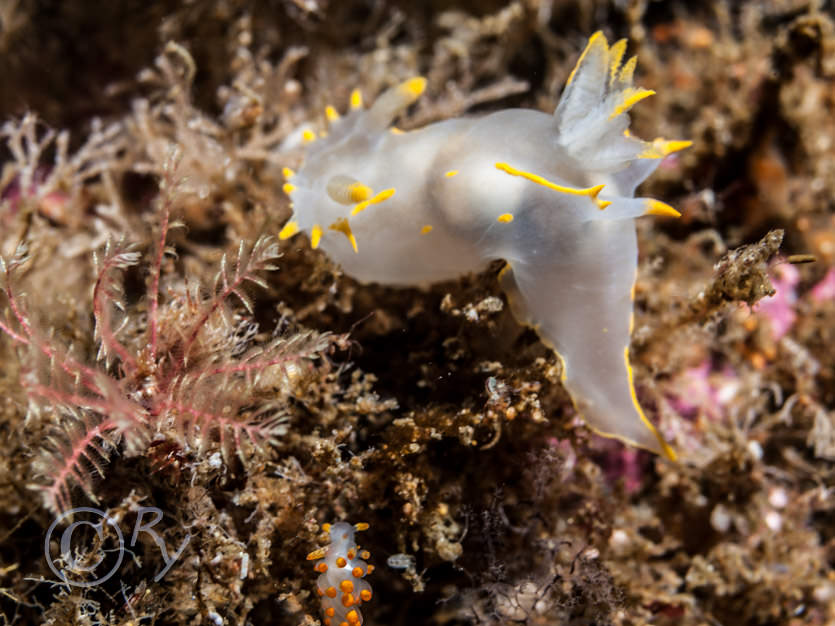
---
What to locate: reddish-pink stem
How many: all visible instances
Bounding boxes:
[180,272,244,364]
[28,384,114,414]
[0,319,29,344]
[158,399,261,438]
[38,340,104,395]
[2,278,33,341]
[4,268,102,390]
[148,198,170,364]
[43,418,117,511]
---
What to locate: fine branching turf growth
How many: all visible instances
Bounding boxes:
[2,3,835,625]
[0,161,334,513]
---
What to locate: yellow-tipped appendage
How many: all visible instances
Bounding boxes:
[310,224,323,249]
[307,547,327,561]
[566,30,605,86]
[325,105,340,122]
[609,88,656,119]
[329,218,358,253]
[566,31,658,120]
[608,38,628,85]
[645,199,681,218]
[619,55,637,84]
[639,138,694,159]
[399,77,427,99]
[350,188,395,216]
[279,221,299,240]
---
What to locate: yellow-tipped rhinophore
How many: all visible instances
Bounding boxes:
[307,547,327,560]
[497,213,514,223]
[350,89,363,109]
[327,175,373,205]
[348,183,372,202]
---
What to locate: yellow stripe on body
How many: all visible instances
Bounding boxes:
[495,162,604,198]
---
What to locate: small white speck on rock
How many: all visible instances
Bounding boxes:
[710,504,732,533]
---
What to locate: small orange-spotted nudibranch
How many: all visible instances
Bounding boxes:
[308,522,373,626]
[280,32,691,460]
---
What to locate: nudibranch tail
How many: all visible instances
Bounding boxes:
[500,222,676,460]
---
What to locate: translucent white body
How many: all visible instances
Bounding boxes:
[282,33,688,459]
[311,522,373,626]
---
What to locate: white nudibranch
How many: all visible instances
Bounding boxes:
[281,32,689,460]
[308,522,374,626]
